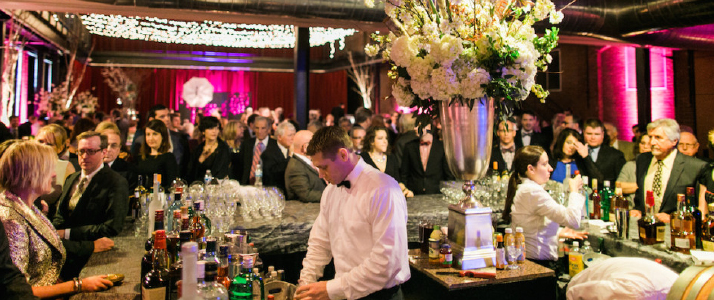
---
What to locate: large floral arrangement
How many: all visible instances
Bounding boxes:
[365,0,563,128]
[36,82,98,116]
[101,65,137,107]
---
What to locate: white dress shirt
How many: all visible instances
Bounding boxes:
[643,149,677,212]
[64,164,104,239]
[510,178,584,261]
[299,158,410,300]
[521,129,533,146]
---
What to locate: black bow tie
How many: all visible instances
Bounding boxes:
[522,131,532,137]
[337,180,351,189]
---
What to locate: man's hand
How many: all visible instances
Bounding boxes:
[559,227,588,240]
[39,200,49,215]
[630,210,642,218]
[575,141,589,158]
[56,229,65,238]
[655,213,670,224]
[93,237,115,253]
[294,281,329,300]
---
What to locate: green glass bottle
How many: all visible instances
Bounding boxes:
[229,255,264,300]
[600,181,613,222]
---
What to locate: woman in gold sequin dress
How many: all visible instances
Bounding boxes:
[0,141,113,298]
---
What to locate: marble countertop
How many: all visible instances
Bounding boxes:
[408,249,555,291]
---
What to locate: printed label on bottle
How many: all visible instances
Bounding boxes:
[674,238,690,249]
[496,248,506,269]
[639,227,646,239]
[517,244,526,262]
[444,253,453,264]
[568,254,584,277]
[429,247,438,259]
[703,240,714,252]
[141,286,166,300]
[135,191,141,199]
[656,226,666,242]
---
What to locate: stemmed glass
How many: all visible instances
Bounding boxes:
[506,242,522,270]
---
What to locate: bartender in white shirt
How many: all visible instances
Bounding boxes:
[501,145,588,272]
[295,126,410,300]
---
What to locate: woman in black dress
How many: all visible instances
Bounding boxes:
[186,116,232,183]
[361,125,414,197]
[134,120,178,189]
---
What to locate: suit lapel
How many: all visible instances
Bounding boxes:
[0,193,63,254]
[70,168,105,218]
[294,155,319,176]
[410,142,426,174]
[662,153,686,210]
[59,173,80,213]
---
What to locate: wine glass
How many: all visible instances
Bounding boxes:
[506,244,521,270]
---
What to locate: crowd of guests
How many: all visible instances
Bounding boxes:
[2,101,714,299]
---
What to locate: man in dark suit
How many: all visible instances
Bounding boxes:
[581,119,626,185]
[102,129,136,190]
[262,122,295,193]
[515,110,549,149]
[7,116,19,140]
[400,125,454,194]
[285,130,326,202]
[53,131,129,279]
[490,118,519,175]
[633,119,707,220]
[234,116,278,185]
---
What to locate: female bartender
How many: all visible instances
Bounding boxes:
[502,145,587,271]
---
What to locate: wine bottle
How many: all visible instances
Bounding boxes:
[687,187,703,249]
[148,173,164,238]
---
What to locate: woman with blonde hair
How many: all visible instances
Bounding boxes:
[0,141,112,298]
[35,124,76,218]
[222,119,244,153]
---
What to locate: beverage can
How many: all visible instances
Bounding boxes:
[428,238,440,260]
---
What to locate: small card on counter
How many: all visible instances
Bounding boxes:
[587,219,615,233]
[690,250,714,266]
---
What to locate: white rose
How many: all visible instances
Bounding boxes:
[365,44,380,57]
[390,35,418,67]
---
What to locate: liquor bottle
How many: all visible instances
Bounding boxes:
[590,179,601,220]
[148,174,164,238]
[670,194,685,251]
[217,245,232,288]
[168,179,186,232]
[198,262,229,300]
[132,174,147,220]
[229,255,265,300]
[613,186,629,239]
[191,203,206,245]
[491,161,500,193]
[568,241,584,277]
[703,201,714,251]
[169,231,196,300]
[204,239,220,265]
[495,234,506,270]
[674,194,695,254]
[196,201,212,237]
[600,181,613,222]
[179,241,199,300]
[143,230,170,300]
[515,227,526,264]
[582,176,592,220]
[204,170,213,186]
[687,187,703,249]
[563,163,572,196]
[141,231,157,285]
[638,191,666,245]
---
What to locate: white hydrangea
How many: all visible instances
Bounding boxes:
[549,10,564,24]
[392,78,416,107]
[410,78,432,100]
[365,44,380,57]
[407,56,435,82]
[430,35,464,67]
[460,68,490,99]
[430,66,459,101]
[533,0,555,21]
[389,35,418,68]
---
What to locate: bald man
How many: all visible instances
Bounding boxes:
[678,132,700,157]
[285,130,327,202]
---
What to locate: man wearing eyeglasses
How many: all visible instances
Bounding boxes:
[53,131,129,279]
[677,131,701,158]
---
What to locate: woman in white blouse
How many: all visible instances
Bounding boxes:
[501,145,587,271]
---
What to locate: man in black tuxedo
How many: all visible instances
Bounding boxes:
[633,119,707,219]
[102,129,136,190]
[53,131,129,279]
[234,116,279,185]
[515,110,548,149]
[581,119,626,185]
[261,122,295,193]
[285,130,326,202]
[490,118,519,175]
[400,125,454,194]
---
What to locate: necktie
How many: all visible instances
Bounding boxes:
[522,131,532,137]
[502,146,515,153]
[249,141,264,184]
[653,160,664,197]
[68,177,88,211]
[337,180,351,189]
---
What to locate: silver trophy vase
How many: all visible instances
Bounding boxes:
[439,98,496,270]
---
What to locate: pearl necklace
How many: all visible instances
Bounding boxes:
[372,152,386,163]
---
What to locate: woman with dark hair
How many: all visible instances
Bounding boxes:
[134,120,178,189]
[550,128,601,183]
[186,116,232,183]
[502,145,587,271]
[361,126,413,197]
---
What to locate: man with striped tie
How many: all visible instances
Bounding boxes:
[234,116,280,185]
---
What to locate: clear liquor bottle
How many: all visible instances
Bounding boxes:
[199,261,229,300]
[670,194,685,251]
[674,194,695,254]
